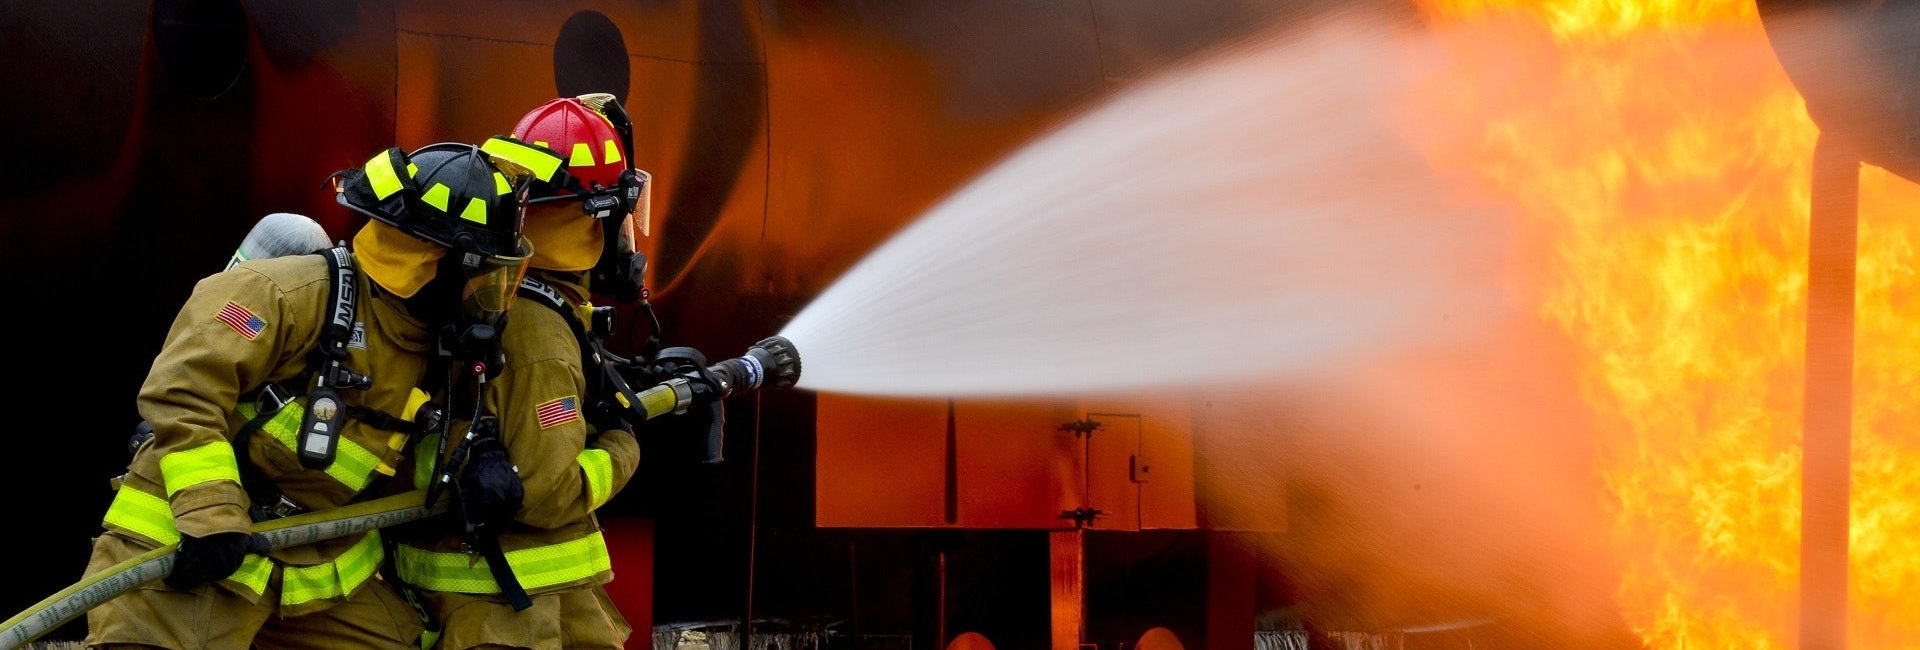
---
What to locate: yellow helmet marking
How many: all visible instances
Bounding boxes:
[494,171,510,196]
[602,139,622,165]
[365,151,403,199]
[570,142,594,168]
[481,136,564,183]
[460,197,489,224]
[422,183,451,212]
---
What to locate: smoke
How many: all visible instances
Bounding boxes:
[1205,315,1638,646]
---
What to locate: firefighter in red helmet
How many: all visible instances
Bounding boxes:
[84,144,534,650]
[386,94,657,650]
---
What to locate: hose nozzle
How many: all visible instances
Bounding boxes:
[707,336,803,399]
[628,336,804,422]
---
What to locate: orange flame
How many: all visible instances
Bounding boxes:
[1405,0,1920,647]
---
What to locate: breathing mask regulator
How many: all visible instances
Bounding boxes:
[431,235,534,374]
[579,93,653,306]
[587,168,651,304]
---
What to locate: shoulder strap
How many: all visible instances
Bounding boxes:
[518,275,596,361]
[517,276,584,332]
[311,246,358,365]
[517,277,649,430]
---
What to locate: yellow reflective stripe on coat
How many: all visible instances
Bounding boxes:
[157,440,242,496]
[102,486,180,545]
[412,432,441,489]
[230,553,274,596]
[280,530,384,606]
[238,401,381,491]
[101,486,272,593]
[393,531,611,594]
[578,448,613,510]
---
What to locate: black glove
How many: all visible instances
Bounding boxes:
[453,434,523,533]
[166,531,268,590]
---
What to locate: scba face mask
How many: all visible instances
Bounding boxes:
[458,236,535,332]
[591,169,651,303]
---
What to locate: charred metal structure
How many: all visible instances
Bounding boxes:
[1756,3,1920,648]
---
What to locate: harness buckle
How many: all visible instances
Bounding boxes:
[250,493,307,522]
[257,383,296,414]
[269,494,306,518]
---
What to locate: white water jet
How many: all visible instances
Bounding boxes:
[780,13,1515,399]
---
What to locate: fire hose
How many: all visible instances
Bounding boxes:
[0,336,800,650]
[0,488,446,650]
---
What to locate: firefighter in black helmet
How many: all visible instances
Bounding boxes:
[83,143,533,650]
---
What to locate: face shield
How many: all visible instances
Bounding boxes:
[458,236,534,330]
[616,168,651,249]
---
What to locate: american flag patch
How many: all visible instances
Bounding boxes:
[536,396,580,429]
[217,301,267,340]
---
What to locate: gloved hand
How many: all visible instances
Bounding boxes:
[454,433,523,533]
[166,531,268,590]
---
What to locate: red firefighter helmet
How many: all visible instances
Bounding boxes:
[512,96,628,198]
[488,94,652,302]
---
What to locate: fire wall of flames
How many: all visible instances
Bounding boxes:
[1405,0,1919,647]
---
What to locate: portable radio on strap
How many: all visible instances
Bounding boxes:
[297,246,372,469]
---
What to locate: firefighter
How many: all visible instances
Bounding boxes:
[385,95,653,650]
[84,143,535,650]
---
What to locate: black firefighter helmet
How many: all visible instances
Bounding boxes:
[333,143,535,330]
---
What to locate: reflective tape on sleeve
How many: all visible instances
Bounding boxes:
[102,486,180,545]
[578,448,613,510]
[228,553,274,596]
[158,441,242,496]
